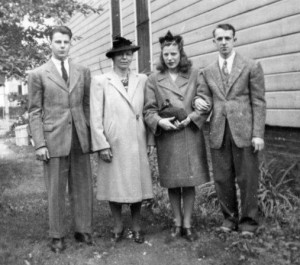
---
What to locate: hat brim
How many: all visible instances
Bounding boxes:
[106,45,140,58]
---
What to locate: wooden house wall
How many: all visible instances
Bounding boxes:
[150,0,300,128]
[121,0,138,71]
[68,0,139,74]
[68,0,299,128]
[68,0,112,75]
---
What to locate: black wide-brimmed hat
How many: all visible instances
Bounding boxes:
[106,36,140,58]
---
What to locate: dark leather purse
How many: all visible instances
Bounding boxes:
[159,99,188,122]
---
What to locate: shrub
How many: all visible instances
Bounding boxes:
[194,160,300,223]
[258,160,299,220]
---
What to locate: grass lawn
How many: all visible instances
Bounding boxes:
[0,137,299,265]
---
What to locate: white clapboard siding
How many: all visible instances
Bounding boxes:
[176,0,300,48]
[260,53,300,75]
[67,0,299,127]
[266,110,300,127]
[152,0,300,58]
[122,0,134,18]
[266,91,300,109]
[186,14,300,60]
[193,33,300,69]
[265,73,300,92]
[150,0,200,14]
[152,0,280,40]
[151,0,299,127]
[68,0,111,75]
[121,0,138,70]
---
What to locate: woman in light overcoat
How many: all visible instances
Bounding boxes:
[143,31,209,242]
[90,36,153,244]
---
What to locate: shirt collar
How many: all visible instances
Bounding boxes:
[51,57,69,74]
[51,56,68,63]
[218,51,236,73]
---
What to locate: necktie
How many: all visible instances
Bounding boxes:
[61,60,68,83]
[222,60,229,77]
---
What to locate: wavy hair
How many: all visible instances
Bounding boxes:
[156,31,192,73]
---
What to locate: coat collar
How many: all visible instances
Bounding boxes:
[45,59,79,93]
[157,71,190,96]
[106,70,140,107]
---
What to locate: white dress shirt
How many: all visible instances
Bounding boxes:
[51,57,70,77]
[218,51,236,74]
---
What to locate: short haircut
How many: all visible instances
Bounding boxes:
[49,26,72,41]
[213,24,236,38]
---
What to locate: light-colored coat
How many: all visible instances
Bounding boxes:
[144,68,209,188]
[28,60,91,157]
[90,71,153,203]
[197,53,266,149]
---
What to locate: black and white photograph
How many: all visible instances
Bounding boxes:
[0,0,299,264]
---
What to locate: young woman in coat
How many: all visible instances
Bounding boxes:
[90,36,153,244]
[143,31,209,242]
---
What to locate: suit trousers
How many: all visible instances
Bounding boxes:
[43,124,93,238]
[210,121,259,226]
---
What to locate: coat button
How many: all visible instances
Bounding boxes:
[179,96,184,101]
[136,114,140,120]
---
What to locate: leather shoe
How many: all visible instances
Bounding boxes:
[182,227,198,242]
[74,232,93,245]
[132,230,145,244]
[50,238,65,253]
[111,229,124,243]
[170,226,182,238]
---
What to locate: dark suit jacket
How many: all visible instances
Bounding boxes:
[28,59,91,157]
[197,52,266,149]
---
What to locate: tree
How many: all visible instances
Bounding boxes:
[0,0,102,79]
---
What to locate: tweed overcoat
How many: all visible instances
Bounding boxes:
[143,68,209,188]
[90,71,153,203]
[28,59,91,157]
[197,53,266,149]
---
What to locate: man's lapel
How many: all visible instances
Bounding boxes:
[210,60,226,97]
[69,60,80,93]
[157,72,183,96]
[46,60,68,92]
[226,53,245,95]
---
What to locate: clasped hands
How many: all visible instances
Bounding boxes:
[158,116,191,131]
[194,98,264,152]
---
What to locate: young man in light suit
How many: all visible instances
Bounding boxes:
[195,24,266,236]
[28,26,93,252]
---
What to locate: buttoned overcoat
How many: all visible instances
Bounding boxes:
[144,68,209,188]
[90,71,153,203]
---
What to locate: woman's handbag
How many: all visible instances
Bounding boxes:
[158,99,188,122]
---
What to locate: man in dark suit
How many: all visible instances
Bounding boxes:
[195,24,266,236]
[28,26,93,252]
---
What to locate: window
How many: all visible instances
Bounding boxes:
[18,85,22,95]
[136,0,151,74]
[111,0,121,39]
